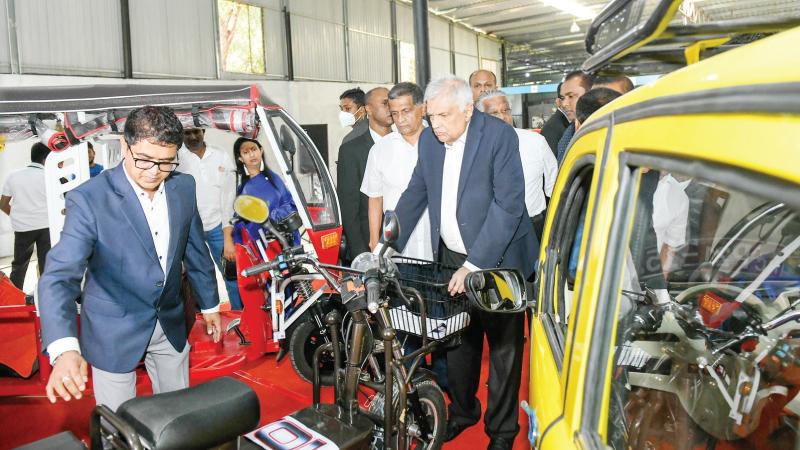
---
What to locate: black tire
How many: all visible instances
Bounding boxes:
[289,319,339,385]
[403,380,447,450]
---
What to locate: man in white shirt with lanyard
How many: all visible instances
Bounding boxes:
[177,128,241,309]
[476,90,557,243]
[0,142,52,290]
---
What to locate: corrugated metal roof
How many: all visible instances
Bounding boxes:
[429,0,800,86]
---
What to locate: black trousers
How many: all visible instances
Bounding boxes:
[440,243,525,440]
[10,228,51,289]
[531,212,545,245]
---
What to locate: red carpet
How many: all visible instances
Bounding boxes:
[0,336,530,449]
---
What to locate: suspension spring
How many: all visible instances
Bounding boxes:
[297,279,314,300]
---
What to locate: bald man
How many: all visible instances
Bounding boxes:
[469,69,497,101]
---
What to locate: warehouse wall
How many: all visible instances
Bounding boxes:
[0,75,385,257]
[0,0,502,145]
[0,0,503,257]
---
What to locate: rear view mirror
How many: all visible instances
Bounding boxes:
[465,269,527,313]
[382,211,400,246]
[234,195,270,224]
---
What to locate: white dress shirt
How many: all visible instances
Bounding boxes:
[369,126,384,145]
[361,131,433,260]
[652,174,691,251]
[515,128,558,217]
[439,127,480,271]
[1,163,49,231]
[176,145,236,231]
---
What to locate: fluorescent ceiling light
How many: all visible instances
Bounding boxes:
[540,0,596,20]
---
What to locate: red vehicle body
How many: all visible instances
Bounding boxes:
[0,84,342,444]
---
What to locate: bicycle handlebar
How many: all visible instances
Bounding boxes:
[363,269,382,313]
[240,246,306,277]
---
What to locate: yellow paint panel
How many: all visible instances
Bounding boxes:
[610,113,800,185]
[529,318,574,449]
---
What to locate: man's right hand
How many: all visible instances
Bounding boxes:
[46,350,88,403]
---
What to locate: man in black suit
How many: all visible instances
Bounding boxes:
[336,87,393,262]
[540,81,569,156]
[390,75,537,450]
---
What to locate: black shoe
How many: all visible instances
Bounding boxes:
[487,436,514,450]
[276,347,287,362]
[444,421,469,442]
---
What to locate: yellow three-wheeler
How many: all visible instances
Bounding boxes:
[525,1,800,449]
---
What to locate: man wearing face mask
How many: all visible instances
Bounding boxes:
[337,87,393,263]
[339,88,368,145]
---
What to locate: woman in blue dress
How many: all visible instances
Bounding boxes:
[231,137,298,246]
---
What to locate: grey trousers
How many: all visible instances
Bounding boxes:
[92,320,190,411]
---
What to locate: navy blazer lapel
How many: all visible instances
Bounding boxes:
[109,165,160,268]
[164,176,181,278]
[457,112,485,202]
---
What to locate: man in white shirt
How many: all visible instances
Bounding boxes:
[178,128,241,309]
[476,90,557,242]
[361,82,431,259]
[652,173,691,279]
[361,82,447,387]
[0,142,52,290]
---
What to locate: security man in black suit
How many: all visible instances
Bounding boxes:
[336,87,393,262]
[539,82,569,156]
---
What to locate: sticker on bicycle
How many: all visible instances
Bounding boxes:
[246,415,340,449]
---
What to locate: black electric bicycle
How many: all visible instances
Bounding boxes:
[238,204,471,450]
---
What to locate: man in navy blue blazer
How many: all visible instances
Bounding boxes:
[38,106,221,411]
[391,75,537,450]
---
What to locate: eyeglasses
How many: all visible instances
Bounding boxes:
[557,95,565,101]
[127,146,179,172]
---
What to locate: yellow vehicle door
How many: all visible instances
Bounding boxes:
[530,126,616,449]
[565,69,800,449]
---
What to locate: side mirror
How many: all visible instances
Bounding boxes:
[234,195,270,224]
[465,269,527,313]
[382,211,400,246]
[278,211,303,233]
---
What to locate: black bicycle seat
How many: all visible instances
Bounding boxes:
[116,377,260,449]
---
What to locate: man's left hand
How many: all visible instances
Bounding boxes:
[203,312,222,342]
[448,266,472,296]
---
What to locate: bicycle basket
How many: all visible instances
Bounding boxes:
[387,256,471,341]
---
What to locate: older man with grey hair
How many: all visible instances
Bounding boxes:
[476,90,557,242]
[389,74,536,450]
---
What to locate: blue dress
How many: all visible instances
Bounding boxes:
[233,171,299,245]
